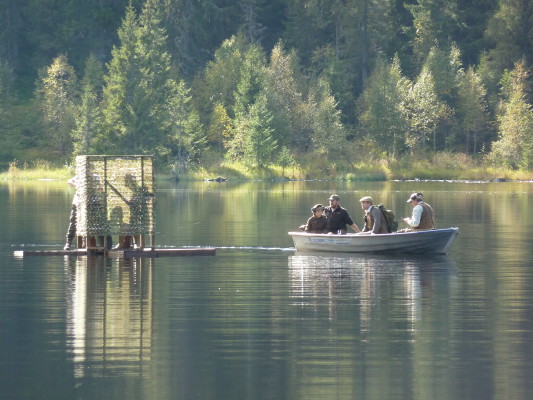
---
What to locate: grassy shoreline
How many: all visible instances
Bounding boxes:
[2,154,533,182]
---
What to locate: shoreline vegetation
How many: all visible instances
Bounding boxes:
[2,153,533,183]
[2,2,533,190]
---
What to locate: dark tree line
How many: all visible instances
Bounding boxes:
[0,0,532,171]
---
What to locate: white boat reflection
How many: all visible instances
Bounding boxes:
[64,255,153,381]
[289,252,456,331]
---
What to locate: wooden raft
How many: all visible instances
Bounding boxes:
[14,156,216,259]
[14,247,216,258]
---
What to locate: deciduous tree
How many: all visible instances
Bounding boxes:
[456,67,488,154]
[406,67,447,153]
[38,54,78,156]
[262,42,306,149]
[358,55,410,157]
[490,60,533,168]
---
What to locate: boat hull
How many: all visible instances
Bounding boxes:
[289,228,459,254]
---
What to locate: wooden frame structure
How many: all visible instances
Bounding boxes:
[75,155,155,251]
[13,155,216,258]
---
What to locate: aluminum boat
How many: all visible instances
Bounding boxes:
[289,227,459,254]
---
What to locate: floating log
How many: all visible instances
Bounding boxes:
[206,176,226,182]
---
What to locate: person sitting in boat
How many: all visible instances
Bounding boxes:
[402,193,435,231]
[359,196,388,234]
[324,194,361,234]
[299,204,328,233]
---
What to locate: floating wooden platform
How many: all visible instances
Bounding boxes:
[14,247,216,258]
[107,247,216,258]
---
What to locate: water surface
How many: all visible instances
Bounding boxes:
[1,180,533,399]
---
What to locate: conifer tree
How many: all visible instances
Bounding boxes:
[239,0,267,44]
[241,93,277,168]
[80,54,104,97]
[406,0,460,63]
[72,83,100,156]
[0,57,14,161]
[72,55,105,155]
[165,79,206,170]
[308,78,349,161]
[233,44,266,118]
[485,0,533,79]
[100,0,185,158]
[160,0,240,78]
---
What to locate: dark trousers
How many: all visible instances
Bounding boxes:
[65,204,77,244]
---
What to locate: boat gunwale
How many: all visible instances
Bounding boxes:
[288,227,459,238]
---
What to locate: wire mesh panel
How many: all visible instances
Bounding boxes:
[76,155,155,236]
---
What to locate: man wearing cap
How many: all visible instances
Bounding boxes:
[403,193,435,230]
[324,194,361,234]
[301,204,328,233]
[359,196,388,234]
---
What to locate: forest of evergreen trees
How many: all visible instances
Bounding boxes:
[0,0,532,174]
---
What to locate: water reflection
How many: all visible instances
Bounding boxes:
[288,253,457,400]
[64,256,153,382]
[289,253,455,311]
[4,180,533,400]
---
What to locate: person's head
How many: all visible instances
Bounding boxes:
[311,204,324,217]
[359,196,373,210]
[125,173,137,188]
[406,192,423,206]
[328,194,340,207]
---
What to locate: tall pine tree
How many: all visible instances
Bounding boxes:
[99,0,187,159]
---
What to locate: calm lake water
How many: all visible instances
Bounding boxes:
[1,179,533,400]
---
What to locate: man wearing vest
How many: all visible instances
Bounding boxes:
[359,196,388,234]
[402,192,435,230]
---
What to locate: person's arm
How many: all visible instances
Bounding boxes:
[304,216,313,232]
[404,204,423,227]
[344,209,361,232]
[67,176,77,187]
[350,223,361,233]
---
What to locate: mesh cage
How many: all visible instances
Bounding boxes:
[75,155,155,236]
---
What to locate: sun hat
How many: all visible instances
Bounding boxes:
[311,204,323,212]
[406,193,423,202]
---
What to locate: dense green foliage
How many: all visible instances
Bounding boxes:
[0,0,532,175]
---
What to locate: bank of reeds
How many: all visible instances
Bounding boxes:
[0,160,73,181]
[2,153,533,182]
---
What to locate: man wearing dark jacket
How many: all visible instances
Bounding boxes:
[324,194,361,234]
